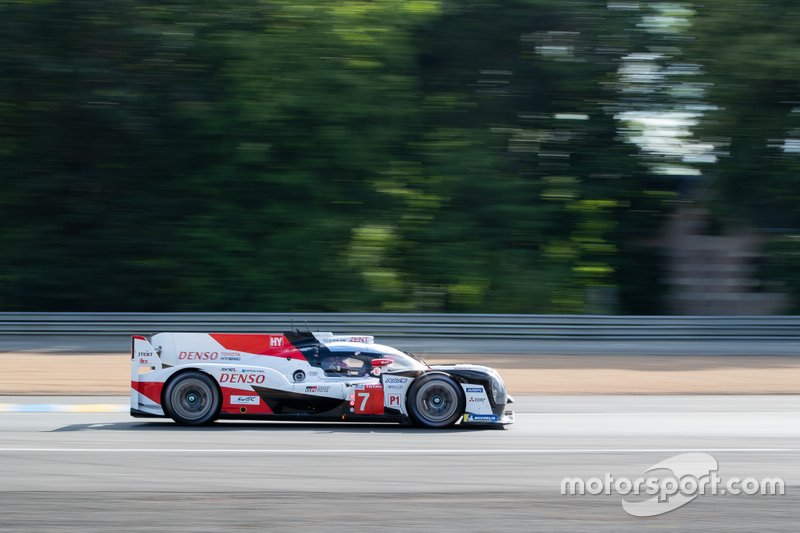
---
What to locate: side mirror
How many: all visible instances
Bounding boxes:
[371,358,393,368]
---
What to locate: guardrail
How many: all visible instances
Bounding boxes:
[1,313,799,341]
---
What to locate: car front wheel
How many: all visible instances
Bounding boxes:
[407,374,465,428]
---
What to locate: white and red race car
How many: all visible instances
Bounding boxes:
[131,331,514,428]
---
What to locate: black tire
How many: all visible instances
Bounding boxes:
[163,371,221,425]
[407,374,465,428]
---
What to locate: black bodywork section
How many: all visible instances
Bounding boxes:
[429,365,507,420]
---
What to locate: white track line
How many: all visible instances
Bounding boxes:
[0,448,795,454]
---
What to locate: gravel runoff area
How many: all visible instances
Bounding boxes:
[2,352,800,395]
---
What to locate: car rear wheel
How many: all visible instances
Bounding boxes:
[407,375,465,428]
[164,371,220,425]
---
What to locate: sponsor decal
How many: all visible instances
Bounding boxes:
[179,351,219,360]
[241,368,264,373]
[270,337,283,348]
[305,385,331,393]
[469,397,487,403]
[465,387,483,393]
[464,413,499,422]
[220,373,265,384]
[136,352,152,358]
[384,377,409,390]
[231,395,260,405]
[349,336,370,343]
[220,351,241,361]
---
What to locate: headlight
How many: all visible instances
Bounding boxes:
[490,376,507,405]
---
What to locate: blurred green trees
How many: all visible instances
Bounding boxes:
[0,1,797,313]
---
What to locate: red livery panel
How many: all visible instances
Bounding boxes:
[210,334,305,360]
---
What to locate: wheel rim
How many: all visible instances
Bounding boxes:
[415,380,459,423]
[170,377,214,421]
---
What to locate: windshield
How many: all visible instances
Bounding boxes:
[374,345,428,372]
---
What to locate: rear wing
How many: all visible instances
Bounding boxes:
[312,332,374,344]
[131,335,162,380]
[131,335,165,415]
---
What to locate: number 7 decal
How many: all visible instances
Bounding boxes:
[353,385,384,415]
[355,391,370,412]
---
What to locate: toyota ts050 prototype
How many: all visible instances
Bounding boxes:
[131,331,514,428]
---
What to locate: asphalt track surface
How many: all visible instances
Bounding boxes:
[0,396,798,532]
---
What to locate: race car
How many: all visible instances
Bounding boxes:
[131,330,514,428]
